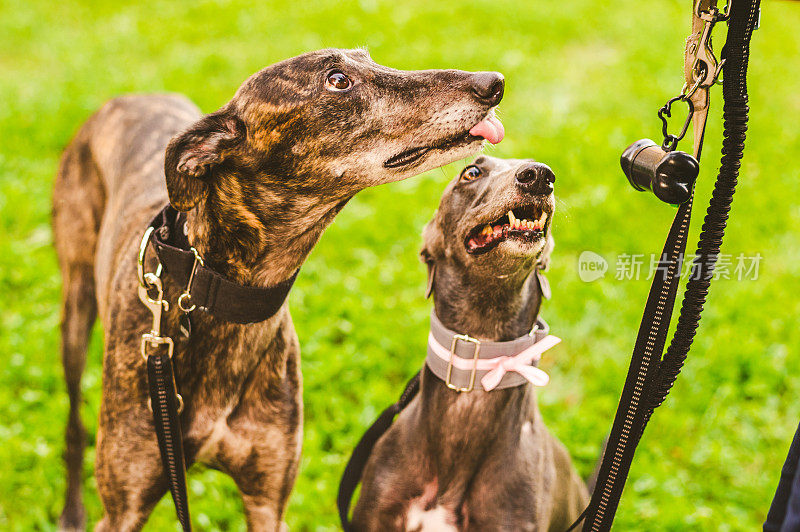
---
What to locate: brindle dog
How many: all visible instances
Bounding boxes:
[52,48,505,531]
[352,156,588,531]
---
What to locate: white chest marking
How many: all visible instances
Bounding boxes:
[406,503,458,531]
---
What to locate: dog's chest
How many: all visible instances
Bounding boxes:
[191,411,246,464]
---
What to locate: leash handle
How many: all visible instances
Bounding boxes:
[337,372,421,531]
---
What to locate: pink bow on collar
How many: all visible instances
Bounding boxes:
[427,333,561,391]
[480,336,560,391]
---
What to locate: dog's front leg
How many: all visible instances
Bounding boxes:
[93,332,173,532]
[216,349,303,532]
[94,404,169,532]
[221,414,302,532]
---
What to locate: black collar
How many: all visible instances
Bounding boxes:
[146,206,298,324]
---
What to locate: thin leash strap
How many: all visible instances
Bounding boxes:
[580,197,693,531]
[337,372,421,531]
[579,2,710,529]
[147,352,191,532]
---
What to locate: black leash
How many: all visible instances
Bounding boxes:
[137,205,299,531]
[578,1,761,530]
[147,348,192,531]
[337,372,420,531]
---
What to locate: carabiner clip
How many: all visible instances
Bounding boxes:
[659,96,694,151]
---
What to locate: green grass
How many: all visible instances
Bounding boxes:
[2,0,800,530]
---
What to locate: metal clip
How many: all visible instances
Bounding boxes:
[177,247,204,313]
[137,226,162,289]
[684,4,726,98]
[445,334,481,393]
[140,332,175,362]
[137,228,183,414]
[138,275,173,362]
[694,0,729,22]
[659,96,695,151]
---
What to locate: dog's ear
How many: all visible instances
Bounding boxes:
[538,233,555,271]
[419,247,436,299]
[164,111,245,211]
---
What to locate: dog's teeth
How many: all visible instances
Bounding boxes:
[482,225,493,235]
[538,212,548,225]
[508,210,516,225]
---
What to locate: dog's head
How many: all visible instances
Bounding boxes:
[164,48,504,211]
[421,155,555,294]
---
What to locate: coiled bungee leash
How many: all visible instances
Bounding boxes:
[576,0,761,530]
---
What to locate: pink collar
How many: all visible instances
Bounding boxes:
[425,311,560,393]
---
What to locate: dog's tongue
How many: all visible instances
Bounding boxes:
[469,114,505,144]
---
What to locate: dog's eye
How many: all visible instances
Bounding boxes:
[326,71,353,92]
[460,165,482,181]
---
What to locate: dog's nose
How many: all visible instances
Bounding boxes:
[471,72,505,106]
[515,163,555,194]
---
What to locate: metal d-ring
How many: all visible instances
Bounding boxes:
[137,226,162,289]
[147,393,184,414]
[177,247,204,313]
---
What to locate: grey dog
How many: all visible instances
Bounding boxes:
[352,156,587,531]
[52,48,504,531]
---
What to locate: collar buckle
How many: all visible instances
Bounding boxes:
[445,334,481,392]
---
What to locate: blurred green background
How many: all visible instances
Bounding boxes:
[2,0,800,530]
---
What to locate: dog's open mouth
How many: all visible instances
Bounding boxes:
[384,111,504,169]
[465,204,549,255]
